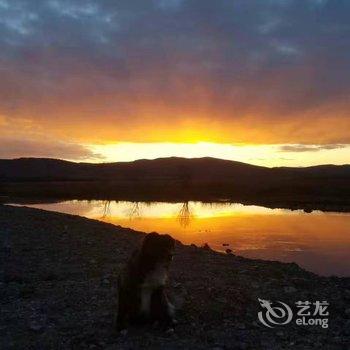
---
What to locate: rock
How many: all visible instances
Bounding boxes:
[104,346,118,350]
[166,328,175,336]
[217,296,227,303]
[251,282,259,289]
[237,342,248,350]
[237,323,246,330]
[120,329,128,336]
[29,321,44,332]
[284,286,297,293]
[202,243,211,250]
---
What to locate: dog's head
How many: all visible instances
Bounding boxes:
[141,232,175,266]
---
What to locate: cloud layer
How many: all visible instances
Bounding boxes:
[0,0,350,147]
[0,137,103,161]
[279,144,346,152]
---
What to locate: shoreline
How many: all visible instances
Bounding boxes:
[2,194,350,214]
[1,204,349,349]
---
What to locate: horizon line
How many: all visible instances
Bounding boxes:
[1,155,349,169]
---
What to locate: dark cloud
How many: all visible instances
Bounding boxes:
[279,144,346,153]
[0,0,349,143]
[0,137,104,161]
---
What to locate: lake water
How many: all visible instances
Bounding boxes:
[10,200,350,276]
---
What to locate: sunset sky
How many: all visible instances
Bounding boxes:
[0,0,349,166]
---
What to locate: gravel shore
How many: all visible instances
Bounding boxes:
[1,204,349,349]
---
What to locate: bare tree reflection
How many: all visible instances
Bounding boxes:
[177,201,194,228]
[101,200,111,218]
[126,202,142,219]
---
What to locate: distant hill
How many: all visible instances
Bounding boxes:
[1,157,350,211]
[0,157,271,181]
[1,156,349,181]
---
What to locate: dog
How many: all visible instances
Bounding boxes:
[116,232,176,331]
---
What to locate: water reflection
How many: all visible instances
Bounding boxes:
[9,200,350,276]
[126,202,142,219]
[101,200,111,218]
[177,202,194,228]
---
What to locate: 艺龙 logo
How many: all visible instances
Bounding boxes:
[257,298,329,328]
[258,298,293,328]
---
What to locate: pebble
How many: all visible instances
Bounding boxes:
[237,342,248,350]
[166,328,175,335]
[284,286,297,293]
[120,329,128,336]
[29,321,43,332]
[202,243,211,250]
[237,323,246,330]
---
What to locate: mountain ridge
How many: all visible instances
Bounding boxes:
[1,156,350,210]
[1,156,350,184]
[1,156,350,169]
